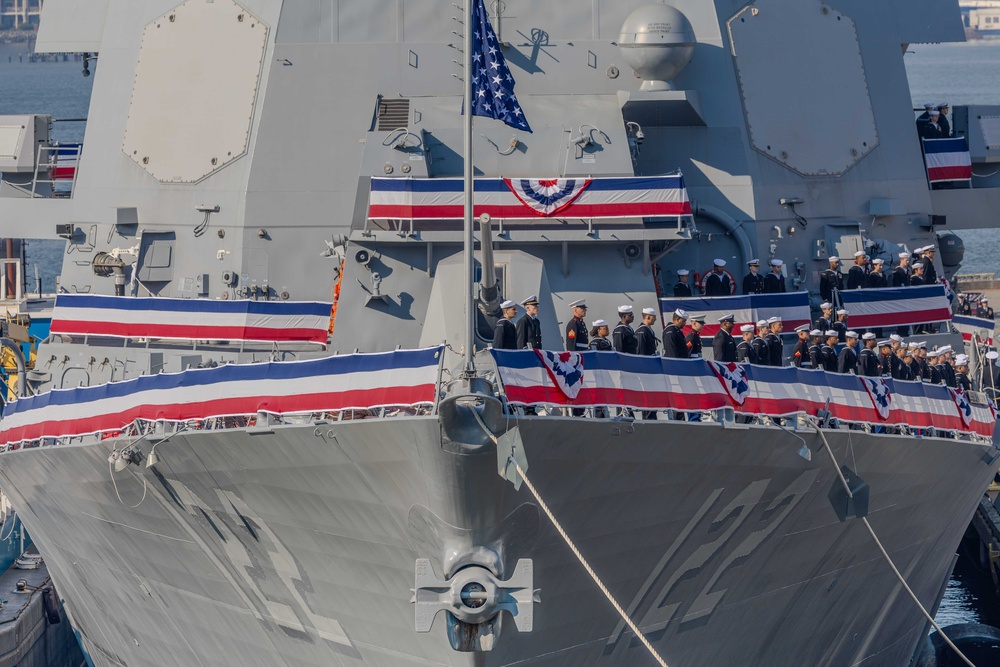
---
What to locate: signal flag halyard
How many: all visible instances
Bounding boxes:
[468,0,531,132]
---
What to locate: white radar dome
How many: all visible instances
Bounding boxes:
[618,4,696,91]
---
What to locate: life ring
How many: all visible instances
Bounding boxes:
[699,268,737,295]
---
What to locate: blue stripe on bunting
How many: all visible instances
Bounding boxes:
[922,137,969,154]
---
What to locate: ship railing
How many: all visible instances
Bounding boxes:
[31,143,82,199]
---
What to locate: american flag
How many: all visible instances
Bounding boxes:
[469,0,531,132]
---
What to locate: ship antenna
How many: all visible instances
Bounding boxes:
[462,0,476,378]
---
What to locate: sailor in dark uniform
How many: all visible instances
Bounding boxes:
[978,297,995,320]
[857,333,880,377]
[515,294,543,350]
[815,302,835,334]
[877,341,893,377]
[742,259,764,295]
[612,305,638,354]
[920,245,938,286]
[492,300,519,350]
[673,269,693,297]
[588,319,612,351]
[866,258,888,288]
[752,320,771,366]
[790,324,811,367]
[954,354,972,390]
[926,350,944,385]
[891,346,912,381]
[904,349,921,381]
[686,314,706,358]
[662,309,690,359]
[636,307,661,356]
[915,343,931,381]
[765,317,784,366]
[833,309,849,343]
[939,346,958,388]
[819,256,843,303]
[704,259,732,296]
[909,262,925,286]
[808,330,825,370]
[837,331,860,374]
[712,314,738,363]
[892,252,911,287]
[847,251,868,289]
[737,324,758,364]
[821,331,839,372]
[565,299,589,351]
[762,259,787,294]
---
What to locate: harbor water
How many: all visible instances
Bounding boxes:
[2,36,1000,640]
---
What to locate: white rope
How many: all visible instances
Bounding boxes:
[810,423,976,667]
[468,407,668,665]
[509,458,669,667]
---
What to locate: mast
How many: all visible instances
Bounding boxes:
[463,0,476,376]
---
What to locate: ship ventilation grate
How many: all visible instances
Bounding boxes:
[377,99,411,131]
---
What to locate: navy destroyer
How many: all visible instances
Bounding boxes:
[1,1,1000,665]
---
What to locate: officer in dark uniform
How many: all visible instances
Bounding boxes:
[636,307,661,356]
[662,309,689,359]
[762,259,787,294]
[808,330,824,369]
[515,295,542,350]
[939,103,952,137]
[673,269,693,297]
[926,350,943,384]
[589,320,612,351]
[837,331,860,374]
[752,320,771,366]
[877,341,893,377]
[914,343,931,381]
[866,259,888,288]
[712,314,738,362]
[815,302,835,333]
[765,317,783,366]
[857,333,880,376]
[940,346,958,388]
[790,324,811,367]
[978,298,995,320]
[819,257,843,303]
[904,349,921,380]
[565,299,589,351]
[737,324,758,364]
[704,259,731,296]
[742,259,764,295]
[847,251,867,289]
[833,309,849,343]
[686,314,705,358]
[920,246,938,285]
[822,331,839,372]
[892,252,911,287]
[492,300,519,350]
[612,305,638,354]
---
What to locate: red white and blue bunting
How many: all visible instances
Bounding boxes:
[837,285,952,329]
[0,348,443,447]
[367,175,691,220]
[50,294,333,345]
[660,292,811,338]
[490,350,997,438]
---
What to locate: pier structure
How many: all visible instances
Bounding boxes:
[0,0,41,31]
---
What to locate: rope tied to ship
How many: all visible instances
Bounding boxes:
[808,420,978,667]
[468,408,669,667]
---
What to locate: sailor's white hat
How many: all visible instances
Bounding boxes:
[836,309,849,316]
[592,319,607,328]
[862,332,876,340]
[674,308,689,319]
[846,331,859,339]
[756,320,768,328]
[912,262,924,269]
[987,351,999,360]
[810,329,823,336]
[854,250,867,258]
[890,334,905,343]
[713,258,727,267]
[677,268,690,276]
[618,305,633,314]
[898,252,910,259]
[500,299,517,309]
[828,256,840,262]
[770,259,783,267]
[740,324,755,333]
[825,330,838,337]
[642,307,658,316]
[872,258,884,265]
[767,316,782,324]
[820,301,833,309]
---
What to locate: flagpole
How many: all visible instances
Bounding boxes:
[463,0,476,376]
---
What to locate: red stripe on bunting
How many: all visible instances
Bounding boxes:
[847,307,953,328]
[927,165,972,182]
[0,385,436,445]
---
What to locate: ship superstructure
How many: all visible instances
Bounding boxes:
[0,0,999,665]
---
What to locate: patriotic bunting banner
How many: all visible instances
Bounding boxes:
[490,350,996,437]
[51,143,81,180]
[367,175,691,220]
[837,285,952,329]
[0,347,443,446]
[660,292,811,338]
[953,314,996,346]
[923,137,972,184]
[51,294,333,344]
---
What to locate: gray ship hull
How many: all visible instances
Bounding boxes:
[0,417,994,666]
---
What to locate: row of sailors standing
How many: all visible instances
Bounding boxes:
[818,247,937,302]
[494,296,974,390]
[915,102,951,140]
